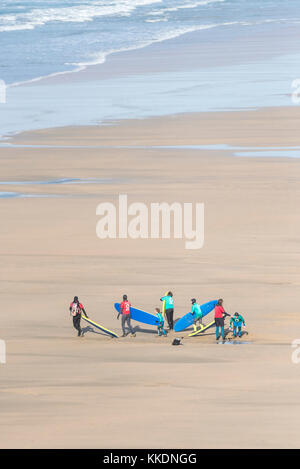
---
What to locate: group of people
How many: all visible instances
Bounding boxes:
[69,294,246,340]
[117,292,174,337]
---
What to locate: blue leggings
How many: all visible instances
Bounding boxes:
[233,325,242,337]
[158,326,166,335]
[216,325,225,340]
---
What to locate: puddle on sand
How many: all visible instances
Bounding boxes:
[0,177,122,198]
[218,340,252,345]
[0,192,62,199]
[0,177,114,185]
[235,150,300,158]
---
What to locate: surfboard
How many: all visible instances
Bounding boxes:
[81,315,118,338]
[114,303,160,326]
[188,319,216,337]
[162,290,169,319]
[174,300,218,332]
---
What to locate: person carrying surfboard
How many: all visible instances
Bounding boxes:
[118,295,136,337]
[190,298,203,332]
[160,291,174,330]
[69,296,88,337]
[229,312,246,338]
[214,299,230,341]
[155,308,167,336]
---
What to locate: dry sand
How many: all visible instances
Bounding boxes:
[1,106,300,448]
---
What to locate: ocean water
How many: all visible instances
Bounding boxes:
[1,0,299,85]
[0,0,299,135]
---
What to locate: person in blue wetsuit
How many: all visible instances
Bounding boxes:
[160,291,174,330]
[190,298,203,332]
[155,308,167,336]
[230,312,246,338]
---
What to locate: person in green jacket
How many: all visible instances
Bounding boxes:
[155,308,167,336]
[230,312,246,337]
[190,298,203,331]
[160,291,174,330]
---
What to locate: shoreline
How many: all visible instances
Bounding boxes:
[7,106,300,150]
[2,21,299,137]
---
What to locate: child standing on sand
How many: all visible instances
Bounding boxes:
[230,312,246,338]
[155,308,167,336]
[190,298,203,332]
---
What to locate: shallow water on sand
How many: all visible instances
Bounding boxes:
[0,192,62,199]
[219,340,252,345]
[0,177,114,185]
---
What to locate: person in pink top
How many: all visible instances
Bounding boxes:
[118,294,136,338]
[214,298,231,341]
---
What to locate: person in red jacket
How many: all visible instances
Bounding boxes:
[69,296,88,337]
[214,298,230,341]
[118,294,136,337]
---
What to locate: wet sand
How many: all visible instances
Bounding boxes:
[1,106,300,448]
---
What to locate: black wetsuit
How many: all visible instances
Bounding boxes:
[165,308,174,330]
[69,301,88,336]
[73,314,82,336]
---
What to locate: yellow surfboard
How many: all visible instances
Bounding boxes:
[82,315,118,338]
[162,290,169,319]
[188,319,216,337]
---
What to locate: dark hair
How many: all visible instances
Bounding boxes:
[191,298,196,304]
[123,294,128,301]
[217,298,223,306]
[168,291,173,297]
[73,296,79,303]
[235,312,239,316]
[155,308,160,313]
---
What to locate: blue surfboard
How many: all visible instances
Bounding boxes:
[114,303,160,326]
[174,300,218,332]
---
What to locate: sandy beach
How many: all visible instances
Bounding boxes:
[1,104,300,448]
[1,0,300,451]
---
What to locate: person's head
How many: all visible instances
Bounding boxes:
[73,296,79,303]
[191,298,196,304]
[234,312,239,317]
[123,294,128,301]
[155,308,160,313]
[168,291,173,297]
[218,298,223,306]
